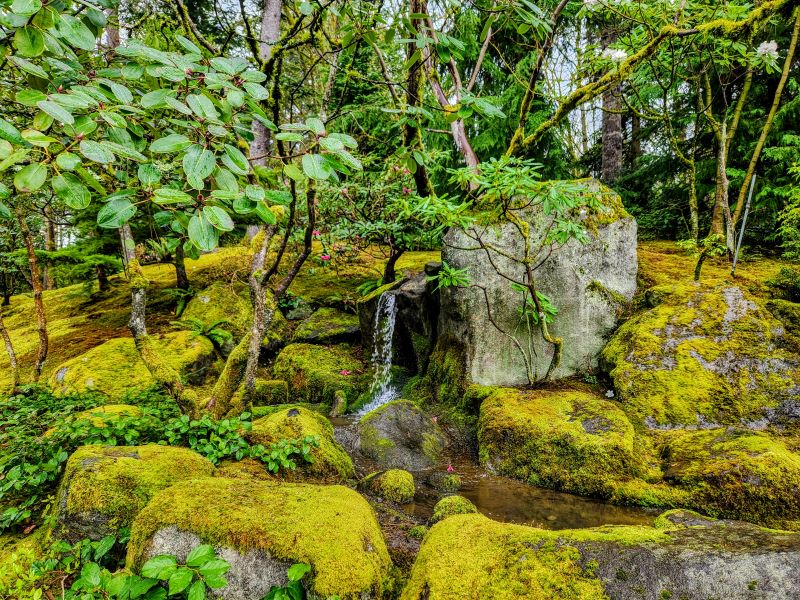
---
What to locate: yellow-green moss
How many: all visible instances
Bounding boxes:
[402,514,669,600]
[48,332,214,401]
[249,379,289,406]
[56,445,215,541]
[272,343,366,407]
[215,458,275,481]
[478,387,639,497]
[363,470,416,504]
[0,528,47,596]
[182,282,252,339]
[429,496,477,524]
[411,343,467,408]
[127,477,391,600]
[247,406,354,481]
[292,307,360,343]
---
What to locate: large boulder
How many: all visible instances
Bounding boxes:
[360,469,416,504]
[127,478,391,600]
[272,343,367,407]
[292,307,361,345]
[49,332,215,400]
[55,445,215,542]
[247,406,355,482]
[437,179,637,386]
[602,282,800,429]
[478,387,639,497]
[355,400,446,471]
[402,511,800,600]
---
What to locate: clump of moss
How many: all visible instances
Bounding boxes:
[46,404,143,437]
[430,496,477,524]
[292,307,361,344]
[403,513,667,600]
[48,332,215,401]
[362,470,416,504]
[414,343,467,408]
[182,282,252,339]
[407,525,428,540]
[478,387,639,497]
[250,402,327,419]
[251,379,289,406]
[247,406,354,482]
[56,445,215,542]
[215,458,274,481]
[272,343,367,407]
[127,477,391,600]
[428,472,462,492]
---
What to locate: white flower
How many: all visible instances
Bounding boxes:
[601,48,628,63]
[756,40,779,60]
[605,389,615,398]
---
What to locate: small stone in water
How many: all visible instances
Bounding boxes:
[546,514,558,521]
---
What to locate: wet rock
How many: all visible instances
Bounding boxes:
[437,179,637,386]
[55,445,215,542]
[292,307,361,345]
[361,469,416,503]
[355,400,446,471]
[429,496,477,524]
[403,511,800,600]
[427,471,462,492]
[249,379,289,406]
[127,478,390,600]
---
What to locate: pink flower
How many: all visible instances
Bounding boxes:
[447,464,454,473]
[402,187,412,195]
[403,168,410,175]
[321,254,331,261]
[340,370,351,376]
[312,229,321,237]
[431,416,438,423]
[342,187,350,197]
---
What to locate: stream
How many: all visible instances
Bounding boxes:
[342,290,656,530]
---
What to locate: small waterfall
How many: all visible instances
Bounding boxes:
[358,292,401,415]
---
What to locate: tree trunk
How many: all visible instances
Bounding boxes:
[601,30,623,184]
[0,310,19,391]
[96,263,109,292]
[174,242,190,291]
[405,0,431,196]
[250,0,282,165]
[43,206,56,290]
[15,210,48,381]
[383,249,404,285]
[631,114,642,162]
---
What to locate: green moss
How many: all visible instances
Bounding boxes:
[182,282,252,339]
[403,513,671,599]
[0,528,47,595]
[251,379,289,406]
[45,404,143,437]
[127,477,391,600]
[408,525,428,540]
[363,469,416,504]
[250,402,327,419]
[413,343,467,408]
[215,458,274,481]
[56,444,215,541]
[430,496,478,524]
[48,332,214,401]
[478,387,639,497]
[292,308,360,344]
[247,406,355,482]
[272,343,367,407]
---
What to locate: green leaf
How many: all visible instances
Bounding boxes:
[52,173,91,209]
[254,201,277,225]
[188,212,219,251]
[164,97,194,116]
[0,150,29,172]
[140,554,178,580]
[0,202,12,220]
[183,145,216,189]
[36,100,74,125]
[306,118,325,135]
[94,535,116,559]
[13,27,45,57]
[168,568,194,595]
[222,144,249,175]
[81,562,101,587]
[8,56,48,79]
[56,14,97,51]
[243,82,269,101]
[227,89,245,108]
[175,35,202,55]
[241,70,267,83]
[319,137,344,152]
[97,198,136,228]
[204,206,234,231]
[287,563,311,582]
[186,544,215,567]
[141,89,175,109]
[14,162,48,193]
[15,89,47,107]
[187,580,206,600]
[137,163,161,186]
[0,119,25,145]
[275,132,303,142]
[150,134,192,153]
[245,185,265,201]
[153,188,193,205]
[56,152,82,171]
[186,94,219,120]
[21,129,56,147]
[79,140,115,164]
[301,153,332,180]
[197,559,230,579]
[11,0,42,17]
[283,163,305,182]
[101,80,134,104]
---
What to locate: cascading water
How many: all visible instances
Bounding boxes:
[358,292,401,415]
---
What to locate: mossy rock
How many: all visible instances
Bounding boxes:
[402,511,800,600]
[272,343,367,407]
[127,478,391,600]
[251,379,289,406]
[602,283,800,428]
[661,428,800,529]
[292,307,361,344]
[48,332,215,401]
[478,387,638,497]
[362,469,416,504]
[247,407,355,482]
[429,496,477,524]
[55,445,215,542]
[215,458,275,481]
[0,528,47,592]
[427,472,462,492]
[356,400,446,471]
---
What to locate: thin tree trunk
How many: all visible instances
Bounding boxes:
[15,210,47,381]
[631,114,642,161]
[96,263,109,292]
[383,249,404,285]
[601,29,623,184]
[174,242,190,291]
[0,310,19,390]
[405,0,431,196]
[733,8,800,226]
[43,206,56,290]
[250,0,282,165]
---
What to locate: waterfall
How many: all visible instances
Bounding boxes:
[358,292,401,415]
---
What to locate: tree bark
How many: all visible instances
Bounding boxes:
[383,249,404,285]
[250,0,282,165]
[15,210,48,381]
[0,309,19,391]
[96,263,109,292]
[43,206,56,290]
[405,0,432,196]
[601,29,623,184]
[174,242,190,291]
